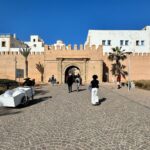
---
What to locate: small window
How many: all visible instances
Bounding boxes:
[120,40,124,46]
[107,40,111,46]
[125,40,129,46]
[33,39,36,42]
[33,44,36,47]
[141,40,144,46]
[2,41,6,47]
[102,40,106,46]
[136,40,139,46]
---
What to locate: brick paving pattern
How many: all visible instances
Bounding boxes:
[0,83,150,150]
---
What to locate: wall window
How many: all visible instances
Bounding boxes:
[107,40,111,46]
[125,40,129,46]
[136,40,145,46]
[2,41,6,47]
[136,40,140,46]
[102,40,111,46]
[120,40,124,46]
[102,40,106,46]
[33,44,36,47]
[33,39,36,42]
[141,40,144,46]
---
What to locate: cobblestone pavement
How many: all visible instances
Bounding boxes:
[0,84,150,150]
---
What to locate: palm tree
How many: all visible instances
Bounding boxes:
[19,45,31,78]
[108,47,128,86]
[36,62,44,82]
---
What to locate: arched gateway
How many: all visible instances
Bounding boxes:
[64,66,80,83]
[44,45,103,84]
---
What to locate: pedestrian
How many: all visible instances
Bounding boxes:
[75,74,80,91]
[51,75,55,86]
[66,73,74,93]
[90,75,99,105]
[117,74,121,89]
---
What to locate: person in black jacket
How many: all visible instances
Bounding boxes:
[90,75,99,105]
[66,73,74,93]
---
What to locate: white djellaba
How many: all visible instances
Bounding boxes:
[91,88,99,105]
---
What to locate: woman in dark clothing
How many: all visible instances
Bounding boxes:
[67,73,74,93]
[90,75,99,105]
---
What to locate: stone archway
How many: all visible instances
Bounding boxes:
[64,66,80,83]
[57,58,89,84]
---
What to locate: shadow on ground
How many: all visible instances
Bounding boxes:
[17,96,52,108]
[99,98,106,103]
[78,88,87,92]
[28,96,52,106]
[93,98,107,106]
[35,89,50,95]
[0,107,21,116]
[71,88,87,92]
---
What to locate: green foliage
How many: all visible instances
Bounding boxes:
[0,79,18,85]
[108,47,128,79]
[19,46,31,59]
[0,79,19,94]
[108,47,127,62]
[19,45,31,78]
[134,80,150,90]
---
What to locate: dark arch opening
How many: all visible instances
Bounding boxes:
[64,66,80,83]
[103,62,109,82]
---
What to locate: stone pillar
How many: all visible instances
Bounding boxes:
[84,58,87,84]
[99,60,103,82]
[57,58,63,84]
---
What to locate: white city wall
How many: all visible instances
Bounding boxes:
[85,26,150,53]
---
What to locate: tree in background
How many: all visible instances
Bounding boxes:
[19,45,31,78]
[36,62,44,82]
[108,47,128,88]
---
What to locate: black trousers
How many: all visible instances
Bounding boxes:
[68,84,72,92]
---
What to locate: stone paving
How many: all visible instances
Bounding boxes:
[0,83,150,150]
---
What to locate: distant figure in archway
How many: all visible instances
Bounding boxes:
[66,73,74,93]
[75,74,80,91]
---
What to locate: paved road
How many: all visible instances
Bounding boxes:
[0,84,150,150]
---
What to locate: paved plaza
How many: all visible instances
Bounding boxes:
[0,83,150,150]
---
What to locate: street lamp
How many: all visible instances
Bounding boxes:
[126,52,132,91]
[14,56,17,81]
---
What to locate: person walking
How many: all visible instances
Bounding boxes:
[51,75,55,86]
[66,73,74,93]
[116,74,121,89]
[75,74,80,92]
[90,75,99,105]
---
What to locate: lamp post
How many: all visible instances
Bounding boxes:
[126,52,132,91]
[14,56,17,81]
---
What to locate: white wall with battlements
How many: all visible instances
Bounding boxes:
[85,26,150,53]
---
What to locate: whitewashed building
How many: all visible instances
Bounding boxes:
[25,35,44,52]
[85,26,150,53]
[0,34,44,52]
[0,34,26,52]
[53,40,65,49]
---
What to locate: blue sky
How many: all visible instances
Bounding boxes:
[0,0,150,45]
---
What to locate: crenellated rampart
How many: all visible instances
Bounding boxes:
[0,44,150,83]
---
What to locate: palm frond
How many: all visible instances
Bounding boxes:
[19,46,31,58]
[36,62,44,74]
